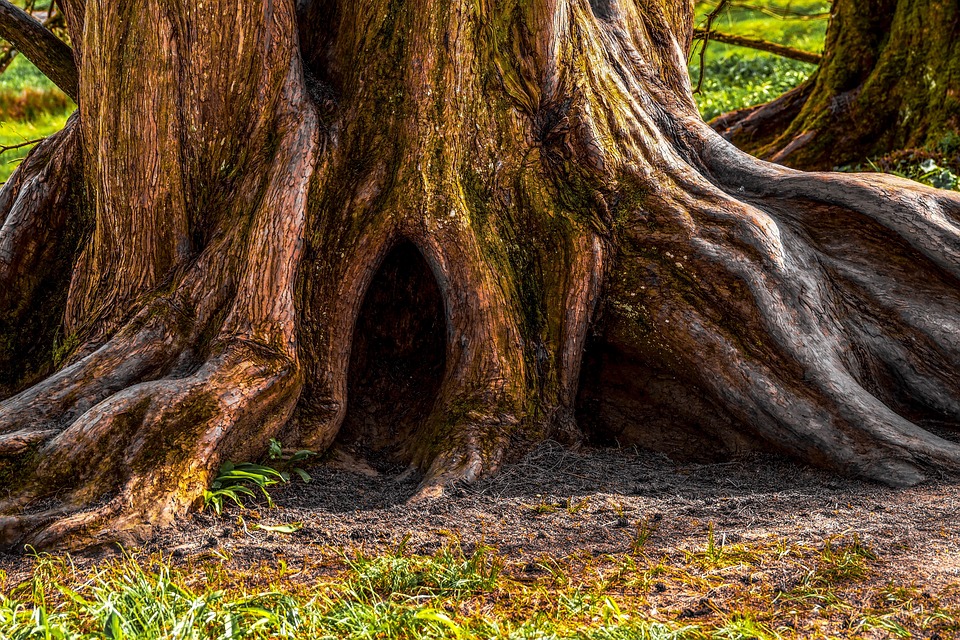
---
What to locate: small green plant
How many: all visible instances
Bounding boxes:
[808,536,877,585]
[687,523,759,569]
[266,437,315,483]
[631,517,659,554]
[705,522,722,564]
[565,496,590,514]
[528,496,560,515]
[840,155,960,192]
[202,440,315,515]
[906,158,958,191]
[202,461,287,515]
[712,612,779,639]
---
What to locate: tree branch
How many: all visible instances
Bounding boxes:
[0,0,77,100]
[1,136,45,153]
[692,0,730,94]
[693,29,822,65]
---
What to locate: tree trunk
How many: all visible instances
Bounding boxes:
[0,0,958,549]
[713,0,960,169]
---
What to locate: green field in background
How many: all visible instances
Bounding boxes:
[691,0,829,120]
[0,55,73,183]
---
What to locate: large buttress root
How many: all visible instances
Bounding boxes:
[0,63,319,548]
[585,104,960,483]
[0,114,84,395]
[599,163,960,484]
[538,0,960,484]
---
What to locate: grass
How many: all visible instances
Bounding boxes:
[0,50,63,94]
[0,108,72,183]
[0,532,957,639]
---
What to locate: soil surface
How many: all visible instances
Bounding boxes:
[2,443,959,618]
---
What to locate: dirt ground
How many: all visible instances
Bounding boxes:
[3,442,960,631]
[150,444,960,583]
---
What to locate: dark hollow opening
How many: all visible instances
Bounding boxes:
[337,242,447,470]
[576,333,763,463]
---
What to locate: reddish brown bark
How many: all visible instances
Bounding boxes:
[0,0,957,549]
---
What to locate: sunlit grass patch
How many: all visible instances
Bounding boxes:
[1,532,958,639]
[690,54,814,121]
[0,108,72,184]
[0,56,74,184]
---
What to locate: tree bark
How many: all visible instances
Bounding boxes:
[0,0,957,549]
[714,0,960,169]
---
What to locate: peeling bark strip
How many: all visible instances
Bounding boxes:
[0,0,77,100]
[0,0,957,549]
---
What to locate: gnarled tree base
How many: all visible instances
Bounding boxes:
[0,0,957,549]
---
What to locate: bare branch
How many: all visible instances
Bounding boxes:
[692,29,822,65]
[0,0,77,100]
[693,0,730,95]
[1,137,45,153]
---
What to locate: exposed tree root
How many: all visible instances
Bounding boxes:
[0,339,301,548]
[0,55,318,548]
[0,114,83,394]
[590,116,960,485]
[709,81,813,163]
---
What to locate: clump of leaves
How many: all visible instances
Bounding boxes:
[630,516,660,554]
[202,439,315,514]
[202,462,287,515]
[266,437,315,483]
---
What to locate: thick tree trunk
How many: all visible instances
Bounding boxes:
[713,0,960,169]
[0,0,957,549]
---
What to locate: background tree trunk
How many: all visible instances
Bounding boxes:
[0,0,957,549]
[713,0,960,169]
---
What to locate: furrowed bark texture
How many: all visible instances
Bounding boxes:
[713,0,960,169]
[0,0,957,548]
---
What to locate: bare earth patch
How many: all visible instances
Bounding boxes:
[2,443,960,636]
